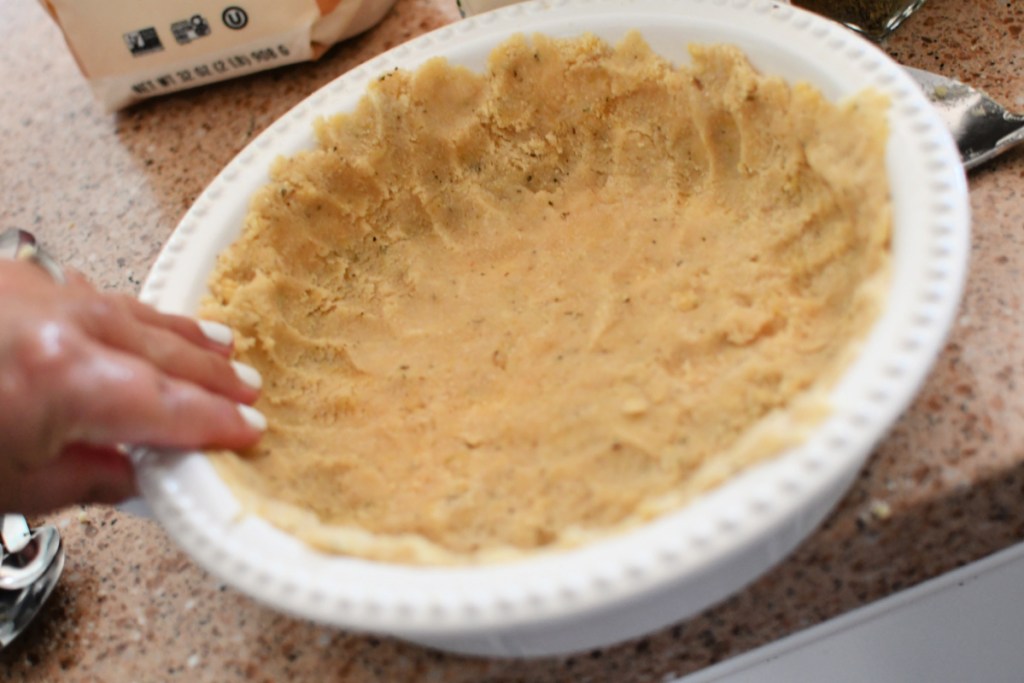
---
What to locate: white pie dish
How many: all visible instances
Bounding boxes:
[136,0,969,658]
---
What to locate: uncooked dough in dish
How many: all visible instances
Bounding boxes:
[202,32,891,564]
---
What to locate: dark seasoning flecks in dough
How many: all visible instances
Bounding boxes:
[201,31,891,564]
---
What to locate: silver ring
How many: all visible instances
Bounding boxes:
[0,229,66,284]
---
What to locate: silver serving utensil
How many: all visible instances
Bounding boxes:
[1,515,31,555]
[905,66,1024,170]
[0,517,65,650]
[0,229,66,284]
[1,521,63,592]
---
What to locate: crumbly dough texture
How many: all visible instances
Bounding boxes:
[202,32,891,564]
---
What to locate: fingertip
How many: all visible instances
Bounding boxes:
[63,267,89,286]
[71,445,138,505]
[198,320,234,348]
[84,475,140,506]
[237,403,268,433]
[231,361,263,391]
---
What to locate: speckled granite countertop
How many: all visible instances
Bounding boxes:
[2,0,1023,680]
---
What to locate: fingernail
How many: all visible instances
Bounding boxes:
[231,361,263,391]
[199,320,234,347]
[237,404,267,432]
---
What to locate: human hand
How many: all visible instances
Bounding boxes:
[0,260,265,514]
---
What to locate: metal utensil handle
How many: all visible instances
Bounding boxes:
[0,228,66,284]
[0,515,31,554]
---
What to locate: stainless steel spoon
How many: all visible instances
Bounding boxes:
[1,515,31,555]
[0,518,65,651]
[1,521,63,592]
[906,66,1024,170]
[0,229,66,283]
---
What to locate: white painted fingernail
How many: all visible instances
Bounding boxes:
[199,320,234,347]
[237,404,267,432]
[232,361,263,390]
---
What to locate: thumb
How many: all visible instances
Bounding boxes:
[7,444,138,514]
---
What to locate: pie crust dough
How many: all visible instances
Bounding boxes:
[202,33,891,564]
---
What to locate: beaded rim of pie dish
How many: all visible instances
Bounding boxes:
[136,0,969,643]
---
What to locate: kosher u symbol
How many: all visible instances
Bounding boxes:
[222,6,249,30]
